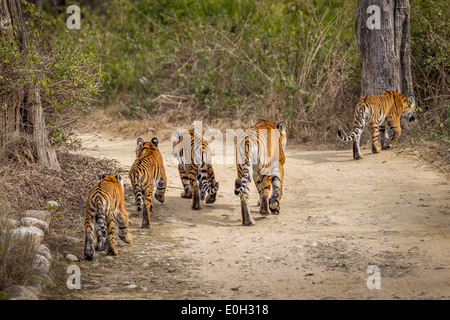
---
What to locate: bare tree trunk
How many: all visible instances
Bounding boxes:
[355,0,414,98]
[0,0,60,170]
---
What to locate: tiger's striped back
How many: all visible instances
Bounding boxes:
[172,129,219,210]
[84,173,132,260]
[129,137,167,228]
[337,90,416,160]
[235,118,286,226]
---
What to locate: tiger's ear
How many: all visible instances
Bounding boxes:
[97,172,105,182]
[407,96,415,108]
[115,173,124,184]
[277,121,286,134]
[173,129,183,143]
[151,137,158,147]
[137,137,144,149]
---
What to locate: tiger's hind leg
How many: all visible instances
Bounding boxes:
[379,125,390,150]
[370,122,381,153]
[141,182,154,228]
[237,181,255,226]
[116,203,132,245]
[257,174,271,216]
[352,117,365,160]
[178,164,192,199]
[154,170,167,203]
[205,164,219,204]
[106,214,118,256]
[84,209,96,260]
[189,165,201,210]
[269,175,282,215]
[353,136,363,160]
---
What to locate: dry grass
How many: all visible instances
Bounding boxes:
[0,178,38,292]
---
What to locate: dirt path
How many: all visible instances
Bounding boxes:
[70,130,449,300]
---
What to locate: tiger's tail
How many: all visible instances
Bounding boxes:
[235,135,251,196]
[200,163,219,195]
[337,104,368,142]
[337,129,356,142]
[95,198,107,251]
[132,171,143,212]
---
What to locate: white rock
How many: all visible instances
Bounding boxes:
[20,217,49,233]
[4,286,39,300]
[34,254,51,269]
[21,210,51,225]
[7,218,18,229]
[34,244,52,260]
[10,226,44,244]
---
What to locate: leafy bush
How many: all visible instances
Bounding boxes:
[93,0,359,141]
[410,0,449,144]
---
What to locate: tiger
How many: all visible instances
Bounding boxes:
[337,90,416,160]
[235,118,286,226]
[172,129,219,210]
[84,172,132,261]
[129,137,167,228]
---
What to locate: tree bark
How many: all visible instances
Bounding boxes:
[355,0,414,98]
[0,0,60,170]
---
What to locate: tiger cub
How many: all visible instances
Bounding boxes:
[235,118,286,226]
[84,172,132,261]
[338,90,416,160]
[129,137,167,228]
[172,129,219,210]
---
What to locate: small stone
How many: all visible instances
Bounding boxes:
[91,287,112,293]
[125,284,138,289]
[46,201,58,209]
[65,254,79,262]
[306,241,318,247]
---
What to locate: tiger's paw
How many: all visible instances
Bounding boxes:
[84,249,94,261]
[181,190,192,199]
[205,192,216,204]
[108,247,118,256]
[242,219,255,226]
[269,197,280,215]
[155,192,165,203]
[120,233,132,244]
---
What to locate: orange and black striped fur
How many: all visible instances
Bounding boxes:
[129,137,167,228]
[338,90,416,160]
[172,129,219,210]
[235,118,286,226]
[84,173,132,261]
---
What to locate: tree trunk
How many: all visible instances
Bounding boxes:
[355,0,414,98]
[0,0,60,170]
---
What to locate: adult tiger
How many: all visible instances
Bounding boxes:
[84,172,132,261]
[337,90,416,160]
[235,118,286,226]
[172,129,219,210]
[129,137,167,228]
